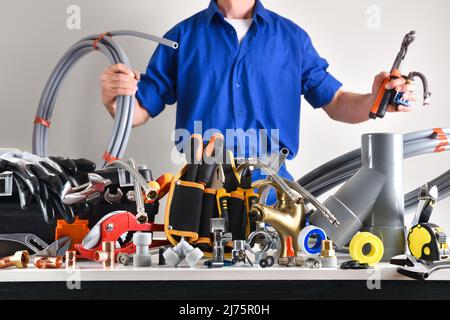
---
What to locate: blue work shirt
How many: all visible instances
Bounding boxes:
[136,0,342,180]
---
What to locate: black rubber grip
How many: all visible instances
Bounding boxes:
[197,163,216,186]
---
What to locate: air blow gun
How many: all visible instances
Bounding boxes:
[369,30,431,119]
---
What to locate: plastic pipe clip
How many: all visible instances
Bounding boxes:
[298,225,327,255]
[349,232,384,266]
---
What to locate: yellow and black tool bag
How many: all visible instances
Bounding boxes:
[228,191,246,240]
[164,159,243,253]
[164,165,205,244]
[196,188,220,245]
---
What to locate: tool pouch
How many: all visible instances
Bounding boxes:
[229,191,246,240]
[164,166,204,244]
[196,188,219,245]
[164,151,242,251]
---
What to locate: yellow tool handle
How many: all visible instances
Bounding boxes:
[216,188,231,231]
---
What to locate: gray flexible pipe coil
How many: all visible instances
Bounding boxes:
[32,30,178,165]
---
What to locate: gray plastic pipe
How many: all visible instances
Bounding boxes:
[361,133,405,261]
[311,133,406,260]
[32,31,178,166]
[297,128,449,213]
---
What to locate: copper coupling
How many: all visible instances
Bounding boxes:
[0,250,30,269]
[65,251,77,269]
[94,241,115,268]
[34,256,63,269]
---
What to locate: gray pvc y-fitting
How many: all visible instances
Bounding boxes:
[361,133,405,260]
[311,133,405,261]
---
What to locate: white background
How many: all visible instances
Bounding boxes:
[0,0,448,227]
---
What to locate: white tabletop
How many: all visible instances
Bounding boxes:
[1,258,449,282]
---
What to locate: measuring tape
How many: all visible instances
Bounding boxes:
[349,232,384,266]
[408,223,450,261]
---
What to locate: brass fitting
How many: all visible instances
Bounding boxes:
[250,180,307,264]
[34,256,63,269]
[0,250,30,269]
[320,240,337,268]
[65,251,77,269]
[320,240,335,257]
[94,241,115,268]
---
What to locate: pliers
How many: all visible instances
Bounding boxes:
[0,233,71,257]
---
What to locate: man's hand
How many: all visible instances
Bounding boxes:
[101,63,140,117]
[370,71,416,113]
[324,71,416,124]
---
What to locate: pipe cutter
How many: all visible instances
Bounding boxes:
[75,211,167,260]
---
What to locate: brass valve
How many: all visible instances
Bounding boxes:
[249,180,307,263]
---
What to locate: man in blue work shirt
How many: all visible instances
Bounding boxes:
[101,0,414,180]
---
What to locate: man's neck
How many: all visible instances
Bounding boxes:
[216,0,256,19]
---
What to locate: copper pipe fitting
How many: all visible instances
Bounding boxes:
[0,250,30,269]
[34,256,63,269]
[65,251,77,269]
[94,241,115,268]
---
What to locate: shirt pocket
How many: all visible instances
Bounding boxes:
[246,46,300,106]
[248,46,295,77]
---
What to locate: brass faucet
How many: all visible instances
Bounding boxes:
[249,180,307,264]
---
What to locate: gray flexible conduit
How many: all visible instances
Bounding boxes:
[32,31,178,165]
[297,128,450,212]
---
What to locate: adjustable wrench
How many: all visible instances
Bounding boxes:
[391,254,450,280]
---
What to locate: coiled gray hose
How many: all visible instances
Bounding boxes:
[32,30,178,165]
[297,128,450,211]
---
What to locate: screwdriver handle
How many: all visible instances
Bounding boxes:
[217,188,231,232]
[196,134,224,185]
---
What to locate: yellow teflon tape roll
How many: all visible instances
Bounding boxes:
[349,232,384,266]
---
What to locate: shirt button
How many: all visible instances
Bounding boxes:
[238,109,245,116]
[235,82,241,88]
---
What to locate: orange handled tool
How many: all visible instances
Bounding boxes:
[197,133,224,186]
[369,30,431,119]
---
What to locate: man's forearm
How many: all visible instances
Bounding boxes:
[104,99,150,127]
[324,90,372,124]
[104,101,117,118]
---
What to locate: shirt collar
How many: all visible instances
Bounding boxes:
[205,0,271,25]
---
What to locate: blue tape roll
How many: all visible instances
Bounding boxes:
[299,226,327,255]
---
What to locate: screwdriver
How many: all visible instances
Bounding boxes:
[196,133,224,186]
[206,135,231,232]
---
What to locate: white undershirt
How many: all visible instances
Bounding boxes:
[224,18,253,43]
